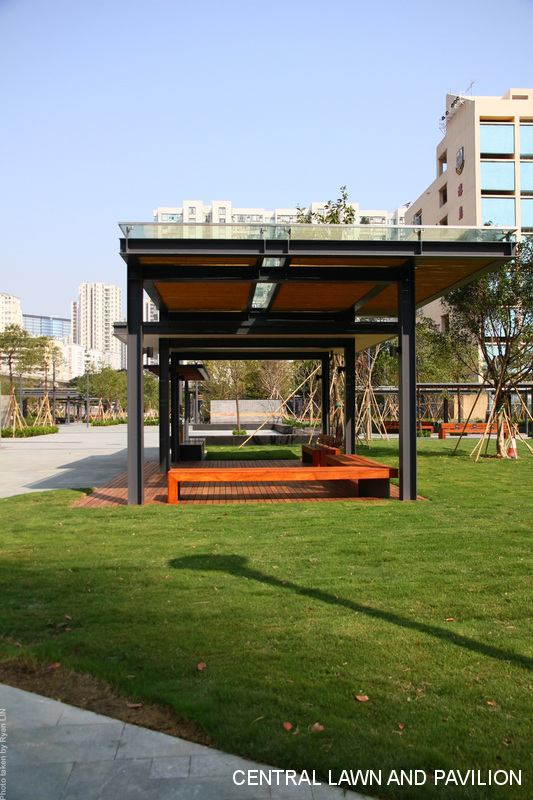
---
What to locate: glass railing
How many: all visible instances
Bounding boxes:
[119,222,516,244]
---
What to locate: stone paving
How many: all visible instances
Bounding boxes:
[1,684,371,800]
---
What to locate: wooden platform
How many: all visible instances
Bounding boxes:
[73,459,402,507]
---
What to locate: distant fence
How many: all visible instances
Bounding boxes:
[210,399,283,426]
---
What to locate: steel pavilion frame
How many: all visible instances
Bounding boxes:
[118,225,515,505]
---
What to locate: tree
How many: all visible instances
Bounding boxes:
[444,237,533,455]
[0,325,37,390]
[296,186,356,225]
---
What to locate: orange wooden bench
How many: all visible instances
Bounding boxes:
[167,461,392,504]
[438,421,508,439]
[384,421,434,434]
[301,433,342,466]
[324,453,399,498]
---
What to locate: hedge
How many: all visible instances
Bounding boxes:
[1,425,59,438]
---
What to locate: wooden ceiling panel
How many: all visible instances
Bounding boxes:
[290,257,407,267]
[272,283,377,312]
[154,282,251,311]
[358,285,398,316]
[140,256,257,267]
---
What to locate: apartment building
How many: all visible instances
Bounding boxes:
[405,88,533,330]
[153,200,407,227]
[406,88,533,232]
[71,283,123,370]
[0,292,23,332]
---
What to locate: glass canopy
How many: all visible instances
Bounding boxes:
[119,222,516,243]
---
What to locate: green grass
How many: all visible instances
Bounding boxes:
[1,439,532,799]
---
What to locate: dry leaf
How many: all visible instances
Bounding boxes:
[445,618,455,622]
[197,662,207,671]
[47,662,62,671]
[126,702,143,709]
[64,614,72,620]
[335,672,341,678]
[398,723,405,730]
[356,695,369,702]
[283,721,293,731]
[311,723,324,732]
[487,701,497,706]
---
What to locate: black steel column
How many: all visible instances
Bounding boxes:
[398,266,417,501]
[127,263,144,505]
[344,339,356,454]
[170,354,180,463]
[184,380,190,441]
[159,339,170,474]
[321,355,330,435]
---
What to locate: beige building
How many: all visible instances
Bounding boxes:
[406,88,533,233]
[0,292,23,332]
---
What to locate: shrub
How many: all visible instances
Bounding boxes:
[232,429,247,435]
[1,425,58,438]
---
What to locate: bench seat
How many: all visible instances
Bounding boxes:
[167,461,393,504]
[438,422,508,440]
[324,453,398,498]
[301,442,341,466]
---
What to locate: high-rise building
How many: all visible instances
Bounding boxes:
[405,88,533,234]
[405,88,533,330]
[0,292,23,332]
[23,314,71,340]
[153,200,408,227]
[71,283,123,369]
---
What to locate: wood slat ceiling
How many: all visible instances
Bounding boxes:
[154,282,251,311]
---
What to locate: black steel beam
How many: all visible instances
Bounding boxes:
[344,339,356,454]
[159,339,170,474]
[139,263,404,284]
[143,319,398,337]
[398,265,417,501]
[126,263,144,505]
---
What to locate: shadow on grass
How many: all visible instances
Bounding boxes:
[169,554,533,672]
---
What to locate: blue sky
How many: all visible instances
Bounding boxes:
[1,0,533,318]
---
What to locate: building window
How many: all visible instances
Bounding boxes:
[520,125,533,157]
[480,124,515,156]
[520,161,533,193]
[480,161,515,192]
[438,151,447,175]
[521,198,533,229]
[412,211,422,225]
[481,197,516,227]
[439,185,448,207]
[439,216,448,226]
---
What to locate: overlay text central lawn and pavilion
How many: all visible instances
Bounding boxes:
[1,439,532,799]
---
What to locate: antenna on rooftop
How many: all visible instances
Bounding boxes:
[464,79,476,95]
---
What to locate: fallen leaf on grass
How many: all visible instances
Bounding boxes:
[283,721,293,731]
[64,614,72,621]
[47,662,62,671]
[487,701,497,707]
[197,662,207,671]
[398,723,405,730]
[356,695,369,702]
[251,716,264,724]
[126,702,143,709]
[444,618,455,622]
[311,723,324,732]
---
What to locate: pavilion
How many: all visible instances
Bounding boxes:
[115,223,515,505]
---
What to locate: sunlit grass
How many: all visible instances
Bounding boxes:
[1,439,532,799]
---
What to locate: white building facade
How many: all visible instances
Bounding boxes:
[71,283,123,370]
[153,200,407,227]
[0,292,23,332]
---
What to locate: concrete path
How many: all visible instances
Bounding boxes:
[0,423,159,499]
[0,684,370,800]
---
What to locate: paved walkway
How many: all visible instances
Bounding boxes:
[0,684,370,800]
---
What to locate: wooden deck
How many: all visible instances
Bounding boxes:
[73,459,403,508]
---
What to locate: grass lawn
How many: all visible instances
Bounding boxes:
[1,439,532,799]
